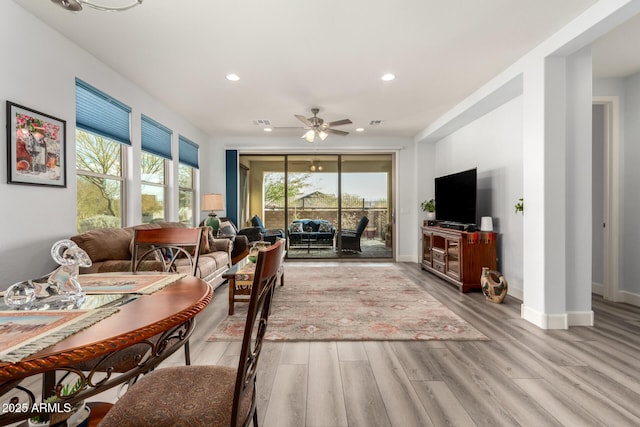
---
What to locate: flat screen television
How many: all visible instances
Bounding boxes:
[434,168,477,224]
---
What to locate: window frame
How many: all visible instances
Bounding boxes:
[75,129,127,231]
[140,151,168,223]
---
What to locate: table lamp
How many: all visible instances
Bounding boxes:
[202,193,224,235]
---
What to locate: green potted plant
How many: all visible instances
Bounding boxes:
[515,197,524,214]
[421,199,436,220]
[29,378,86,427]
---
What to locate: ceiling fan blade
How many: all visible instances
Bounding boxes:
[328,118,352,127]
[295,114,314,127]
[326,128,349,136]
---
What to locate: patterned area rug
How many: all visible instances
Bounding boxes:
[208,264,488,341]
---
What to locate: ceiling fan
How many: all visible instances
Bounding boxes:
[295,108,352,143]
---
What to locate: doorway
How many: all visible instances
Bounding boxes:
[592,97,620,302]
[238,153,394,260]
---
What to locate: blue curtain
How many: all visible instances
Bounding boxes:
[178,135,199,169]
[141,115,172,160]
[226,150,238,226]
[75,78,131,145]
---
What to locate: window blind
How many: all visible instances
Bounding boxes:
[75,78,132,145]
[179,135,199,169]
[141,114,173,160]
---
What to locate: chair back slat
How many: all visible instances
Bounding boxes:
[231,239,284,427]
[131,227,204,277]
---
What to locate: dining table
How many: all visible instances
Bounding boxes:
[0,273,212,426]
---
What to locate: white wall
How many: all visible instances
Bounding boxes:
[0,2,210,288]
[594,72,640,297]
[213,135,417,262]
[621,71,640,295]
[591,104,605,289]
[421,97,524,296]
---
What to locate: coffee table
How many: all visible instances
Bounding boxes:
[223,251,285,315]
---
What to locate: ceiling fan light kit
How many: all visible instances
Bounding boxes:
[295,108,351,143]
[51,0,143,12]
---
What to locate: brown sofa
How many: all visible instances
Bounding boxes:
[70,222,232,288]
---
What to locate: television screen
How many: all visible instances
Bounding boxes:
[434,168,477,224]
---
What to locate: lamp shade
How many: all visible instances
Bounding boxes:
[201,194,224,212]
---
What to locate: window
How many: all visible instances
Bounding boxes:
[141,115,172,223]
[178,135,199,225]
[75,79,131,232]
[141,152,167,223]
[178,163,194,225]
[76,131,125,231]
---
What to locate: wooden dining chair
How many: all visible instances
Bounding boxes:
[98,239,285,427]
[131,227,204,276]
[131,227,205,366]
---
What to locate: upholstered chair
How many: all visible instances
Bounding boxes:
[339,216,369,252]
[98,239,285,427]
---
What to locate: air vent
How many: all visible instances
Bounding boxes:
[252,119,272,126]
[369,120,384,126]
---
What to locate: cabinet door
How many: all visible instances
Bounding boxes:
[445,237,461,280]
[422,231,432,265]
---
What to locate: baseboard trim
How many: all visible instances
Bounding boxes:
[619,290,640,307]
[398,255,416,263]
[592,281,604,296]
[567,310,594,326]
[521,304,568,329]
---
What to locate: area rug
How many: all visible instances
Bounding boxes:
[208,264,488,342]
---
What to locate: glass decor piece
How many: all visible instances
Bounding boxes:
[3,280,36,309]
[47,239,92,303]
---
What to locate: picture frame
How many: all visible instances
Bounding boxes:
[6,101,66,187]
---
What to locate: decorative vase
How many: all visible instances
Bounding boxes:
[248,241,271,263]
[480,267,508,303]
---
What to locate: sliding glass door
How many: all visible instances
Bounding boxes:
[238,153,393,260]
[287,155,339,259]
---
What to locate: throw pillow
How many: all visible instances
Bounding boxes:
[251,215,267,233]
[218,220,236,236]
[304,225,313,232]
[290,222,303,233]
[318,222,333,232]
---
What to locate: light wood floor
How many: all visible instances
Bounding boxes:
[103,262,640,426]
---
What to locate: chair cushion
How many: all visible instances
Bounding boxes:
[251,215,267,233]
[99,365,253,427]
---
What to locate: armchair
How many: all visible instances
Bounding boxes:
[340,216,369,252]
[250,214,285,244]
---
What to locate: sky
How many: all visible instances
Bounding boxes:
[301,172,388,200]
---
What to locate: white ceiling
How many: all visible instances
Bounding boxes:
[15,0,639,139]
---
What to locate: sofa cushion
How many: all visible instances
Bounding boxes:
[218,220,236,236]
[290,222,303,233]
[71,227,134,262]
[318,222,333,232]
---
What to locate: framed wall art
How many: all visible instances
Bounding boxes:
[6,101,66,187]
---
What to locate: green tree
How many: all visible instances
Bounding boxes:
[264,172,313,207]
[76,132,121,217]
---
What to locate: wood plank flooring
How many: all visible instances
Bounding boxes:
[82,262,640,426]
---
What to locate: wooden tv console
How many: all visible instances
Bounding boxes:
[421,225,497,293]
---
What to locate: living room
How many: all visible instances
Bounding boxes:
[3,0,640,327]
[3,1,640,426]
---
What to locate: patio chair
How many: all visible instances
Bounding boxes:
[340,216,369,252]
[99,239,286,427]
[250,214,285,244]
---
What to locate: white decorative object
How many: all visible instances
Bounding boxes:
[480,216,493,232]
[48,239,92,303]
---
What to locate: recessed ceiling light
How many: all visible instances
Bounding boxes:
[381,73,396,81]
[226,73,240,81]
[263,127,273,132]
[356,128,364,132]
